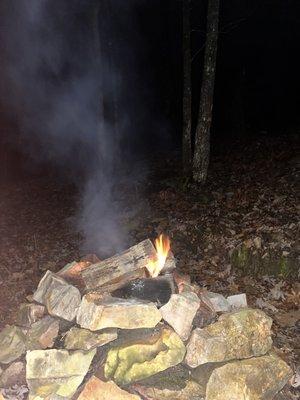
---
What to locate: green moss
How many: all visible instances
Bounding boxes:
[231,245,298,279]
[104,329,186,385]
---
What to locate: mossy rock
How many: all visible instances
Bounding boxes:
[231,245,299,278]
[104,328,186,386]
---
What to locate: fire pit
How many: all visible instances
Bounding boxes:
[0,235,293,399]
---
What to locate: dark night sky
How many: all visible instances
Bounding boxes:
[0,0,299,168]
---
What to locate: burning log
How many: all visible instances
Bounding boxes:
[82,239,157,290]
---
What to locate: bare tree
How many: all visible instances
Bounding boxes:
[193,0,220,183]
[182,0,192,174]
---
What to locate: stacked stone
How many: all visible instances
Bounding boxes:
[0,240,293,400]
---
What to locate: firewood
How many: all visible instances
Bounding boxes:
[82,239,156,290]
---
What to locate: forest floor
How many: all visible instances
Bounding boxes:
[0,134,299,398]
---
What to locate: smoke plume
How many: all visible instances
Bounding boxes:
[0,0,151,255]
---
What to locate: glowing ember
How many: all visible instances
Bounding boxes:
[146,234,170,277]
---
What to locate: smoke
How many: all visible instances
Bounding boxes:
[0,0,151,255]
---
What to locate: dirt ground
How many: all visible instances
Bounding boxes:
[0,134,299,397]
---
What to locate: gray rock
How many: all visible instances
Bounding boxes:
[227,293,247,310]
[206,292,230,313]
[185,308,273,368]
[0,325,26,364]
[77,294,162,331]
[160,292,200,340]
[33,270,81,321]
[26,348,96,399]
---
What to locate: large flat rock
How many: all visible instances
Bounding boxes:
[33,270,81,322]
[104,328,186,385]
[185,308,272,367]
[26,348,96,399]
[206,353,293,400]
[77,295,162,330]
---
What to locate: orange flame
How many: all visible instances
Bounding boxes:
[146,234,170,277]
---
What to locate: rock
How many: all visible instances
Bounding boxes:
[57,260,91,286]
[172,271,191,293]
[131,365,204,399]
[104,328,186,385]
[64,327,117,351]
[190,362,227,394]
[227,293,247,310]
[133,380,204,400]
[193,290,216,328]
[193,292,216,329]
[33,270,81,322]
[185,308,272,368]
[206,292,230,313]
[206,353,293,400]
[26,348,96,399]
[77,376,140,400]
[16,303,45,328]
[26,316,60,350]
[160,292,200,340]
[133,364,190,391]
[0,361,26,387]
[0,325,26,364]
[77,295,162,331]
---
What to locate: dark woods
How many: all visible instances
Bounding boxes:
[0,0,299,183]
[181,0,300,182]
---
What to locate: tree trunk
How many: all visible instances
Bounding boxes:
[193,0,220,183]
[182,0,192,174]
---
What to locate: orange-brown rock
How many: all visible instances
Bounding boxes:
[77,376,140,400]
[58,260,91,286]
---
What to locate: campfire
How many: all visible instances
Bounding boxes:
[0,235,293,400]
[146,234,171,277]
